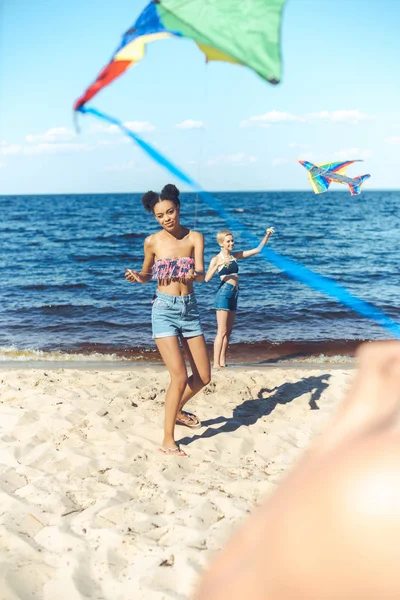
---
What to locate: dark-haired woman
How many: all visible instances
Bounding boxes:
[125,184,211,457]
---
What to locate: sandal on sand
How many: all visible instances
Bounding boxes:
[159,446,187,457]
[176,411,202,429]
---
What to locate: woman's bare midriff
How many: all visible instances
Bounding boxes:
[157,280,195,296]
[220,275,239,287]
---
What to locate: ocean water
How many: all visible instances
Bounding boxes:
[1,190,399,363]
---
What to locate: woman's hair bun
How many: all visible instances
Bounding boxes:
[160,184,180,202]
[142,190,159,213]
[142,184,180,214]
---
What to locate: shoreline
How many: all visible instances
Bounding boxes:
[0,360,357,370]
[0,338,366,367]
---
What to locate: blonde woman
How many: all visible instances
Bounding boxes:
[205,228,274,368]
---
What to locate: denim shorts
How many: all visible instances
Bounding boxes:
[213,282,239,312]
[151,291,203,339]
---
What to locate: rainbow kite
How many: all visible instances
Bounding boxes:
[299,160,371,195]
[74,0,286,111]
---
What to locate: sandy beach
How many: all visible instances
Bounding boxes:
[0,362,355,599]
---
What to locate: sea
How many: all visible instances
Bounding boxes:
[1,190,399,365]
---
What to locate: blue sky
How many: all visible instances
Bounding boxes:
[1,0,399,195]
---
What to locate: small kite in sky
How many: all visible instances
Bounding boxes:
[299,160,371,195]
[74,0,287,111]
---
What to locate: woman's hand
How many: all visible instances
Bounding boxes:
[266,227,275,236]
[186,269,205,282]
[125,269,147,284]
[217,257,230,268]
[185,269,197,281]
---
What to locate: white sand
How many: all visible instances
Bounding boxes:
[0,364,354,599]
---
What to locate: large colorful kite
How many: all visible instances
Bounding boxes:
[73,1,400,338]
[299,160,371,195]
[74,0,286,111]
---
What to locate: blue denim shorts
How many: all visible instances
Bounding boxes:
[152,291,203,339]
[213,282,239,311]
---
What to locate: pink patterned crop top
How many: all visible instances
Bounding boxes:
[151,257,195,280]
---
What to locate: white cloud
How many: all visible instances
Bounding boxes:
[24,143,92,155]
[241,110,304,127]
[124,121,156,133]
[2,126,91,156]
[241,109,373,127]
[385,136,400,144]
[272,157,290,166]
[174,120,205,130]
[90,124,116,134]
[2,119,152,160]
[91,124,122,135]
[96,138,131,147]
[105,160,136,172]
[241,110,294,127]
[0,142,22,155]
[307,109,372,124]
[297,149,372,164]
[0,140,92,155]
[0,161,5,168]
[333,148,372,160]
[91,121,155,135]
[25,126,76,144]
[207,152,257,166]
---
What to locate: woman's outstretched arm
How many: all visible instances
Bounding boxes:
[234,227,275,260]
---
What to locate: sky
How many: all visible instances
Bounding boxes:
[0,0,399,195]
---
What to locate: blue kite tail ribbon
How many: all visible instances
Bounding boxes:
[77,105,400,339]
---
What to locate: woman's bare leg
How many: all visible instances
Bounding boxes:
[214,310,229,368]
[196,341,400,599]
[179,335,211,417]
[155,336,188,453]
[220,311,236,367]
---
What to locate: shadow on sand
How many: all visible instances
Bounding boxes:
[178,374,331,447]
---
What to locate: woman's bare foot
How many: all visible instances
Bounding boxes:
[159,445,187,457]
[161,434,187,457]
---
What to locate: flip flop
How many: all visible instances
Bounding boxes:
[159,446,187,457]
[176,411,202,429]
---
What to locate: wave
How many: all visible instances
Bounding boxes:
[0,339,363,365]
[0,347,125,362]
[94,232,146,242]
[22,283,88,291]
[71,253,137,263]
[224,339,363,364]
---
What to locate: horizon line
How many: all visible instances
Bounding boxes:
[0,188,398,198]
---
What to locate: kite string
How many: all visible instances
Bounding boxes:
[193,59,209,230]
[78,105,400,340]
